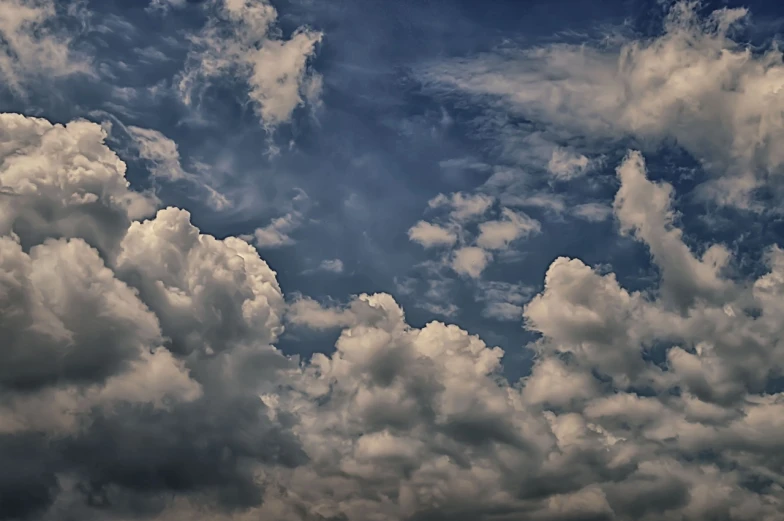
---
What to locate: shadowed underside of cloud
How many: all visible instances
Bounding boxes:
[2,110,784,521]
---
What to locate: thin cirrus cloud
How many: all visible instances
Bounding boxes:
[2,0,784,520]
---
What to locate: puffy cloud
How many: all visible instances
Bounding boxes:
[116,206,285,355]
[178,0,323,128]
[429,191,494,221]
[423,1,784,207]
[0,113,157,256]
[451,246,492,278]
[408,220,457,248]
[409,192,538,278]
[0,0,92,93]
[318,258,344,273]
[0,113,301,519]
[476,208,540,250]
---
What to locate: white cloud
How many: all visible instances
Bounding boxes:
[253,211,301,248]
[0,0,92,93]
[547,147,590,180]
[250,189,310,248]
[318,258,344,273]
[423,1,784,207]
[429,191,494,221]
[451,246,491,278]
[572,202,612,222]
[178,0,323,128]
[408,220,457,248]
[476,207,540,250]
[614,150,731,308]
[0,113,157,255]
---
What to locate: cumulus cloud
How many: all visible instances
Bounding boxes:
[5,113,784,519]
[410,191,540,278]
[429,191,494,221]
[0,112,300,520]
[423,1,784,207]
[0,0,92,93]
[178,0,323,128]
[451,246,492,278]
[407,220,457,248]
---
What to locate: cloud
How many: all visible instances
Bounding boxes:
[126,125,230,210]
[0,113,157,256]
[178,0,323,128]
[614,150,731,308]
[422,1,784,207]
[6,6,784,512]
[250,189,310,248]
[0,0,92,94]
[408,220,457,248]
[451,246,492,278]
[476,208,541,250]
[572,203,612,222]
[253,212,301,248]
[429,191,494,221]
[0,112,301,520]
[476,280,534,322]
[318,258,344,273]
[547,147,590,180]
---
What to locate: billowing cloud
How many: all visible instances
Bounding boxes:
[178,0,323,128]
[423,1,784,207]
[4,114,784,519]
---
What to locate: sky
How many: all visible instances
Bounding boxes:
[3,0,784,519]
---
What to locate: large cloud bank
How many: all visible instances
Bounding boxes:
[3,108,784,519]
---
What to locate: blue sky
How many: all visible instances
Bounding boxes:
[4,0,784,519]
